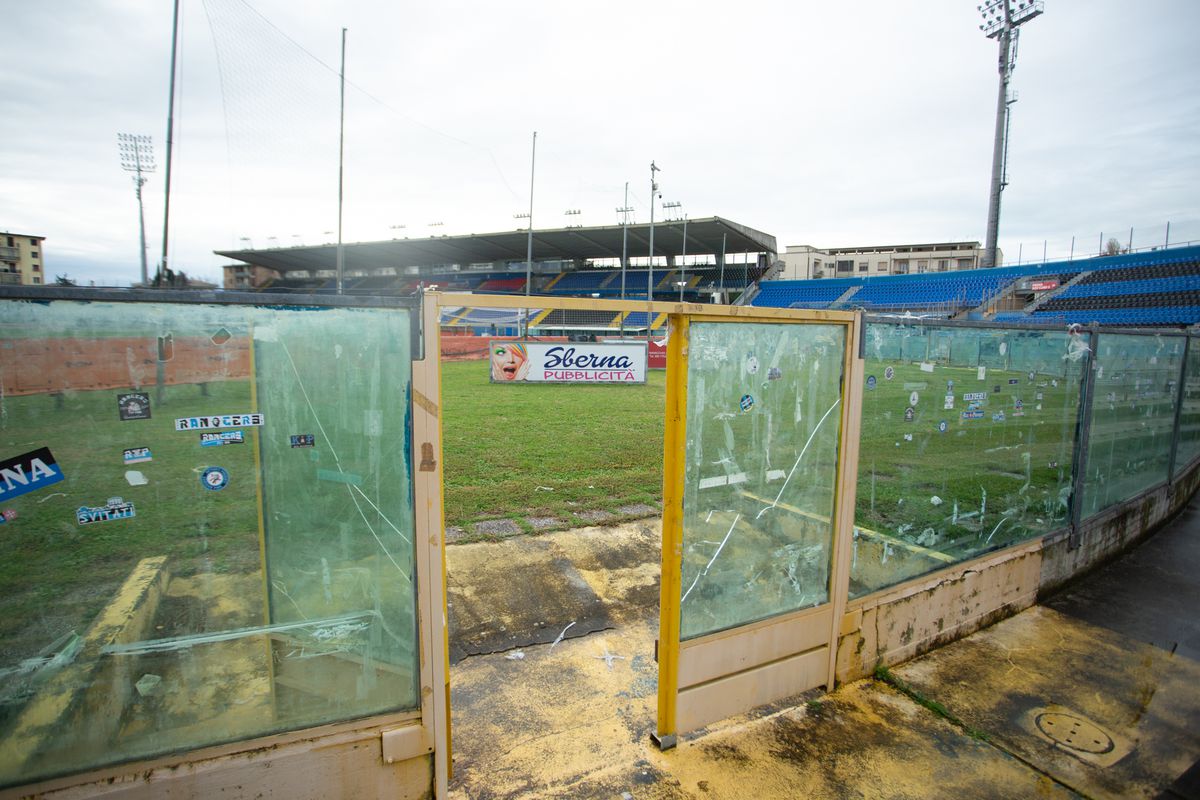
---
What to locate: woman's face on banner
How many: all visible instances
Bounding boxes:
[492,343,527,381]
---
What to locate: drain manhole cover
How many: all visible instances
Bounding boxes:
[1035,711,1114,754]
[1025,705,1130,767]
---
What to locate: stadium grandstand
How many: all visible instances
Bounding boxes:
[217,217,774,336]
[752,243,1200,327]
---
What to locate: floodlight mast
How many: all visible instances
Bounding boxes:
[978,0,1043,269]
[118,134,156,286]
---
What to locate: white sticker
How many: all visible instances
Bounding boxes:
[920,362,934,373]
[746,355,759,375]
[909,391,919,406]
[124,470,148,486]
[977,366,987,380]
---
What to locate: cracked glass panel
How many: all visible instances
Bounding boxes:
[678,321,845,641]
[851,323,1085,599]
[1172,338,1200,475]
[0,298,417,789]
[1080,332,1185,518]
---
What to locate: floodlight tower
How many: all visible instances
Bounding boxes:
[977,0,1043,268]
[118,133,156,286]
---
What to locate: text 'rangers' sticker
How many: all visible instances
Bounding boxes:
[78,497,136,525]
[201,467,229,491]
[123,447,152,464]
[175,413,263,431]
[0,447,65,502]
[118,392,152,421]
[290,434,315,448]
[200,431,245,447]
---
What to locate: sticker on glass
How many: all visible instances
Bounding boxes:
[0,447,65,502]
[78,497,135,525]
[866,375,877,390]
[745,355,759,375]
[903,433,913,442]
[904,407,915,422]
[118,392,152,421]
[992,411,1006,422]
[1013,399,1025,417]
[1008,378,1019,385]
[946,380,954,392]
[961,409,984,420]
[977,366,987,380]
[963,391,986,402]
[123,447,152,465]
[909,391,919,406]
[739,394,755,413]
[290,434,316,448]
[767,367,782,381]
[0,509,17,524]
[999,342,1008,355]
[1028,371,1035,382]
[943,395,954,410]
[884,366,895,381]
[937,420,948,433]
[201,431,244,447]
[175,414,263,431]
[201,466,229,491]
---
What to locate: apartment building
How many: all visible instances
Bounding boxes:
[0,232,46,285]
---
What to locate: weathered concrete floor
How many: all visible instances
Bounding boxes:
[446,516,1200,799]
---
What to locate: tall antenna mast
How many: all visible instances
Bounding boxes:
[159,0,181,284]
[977,0,1043,269]
[336,27,347,295]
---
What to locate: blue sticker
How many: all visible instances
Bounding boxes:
[992,411,1006,422]
[740,394,755,413]
[884,366,895,381]
[123,447,152,464]
[866,375,877,390]
[290,434,316,448]
[961,409,984,420]
[946,380,954,392]
[77,497,136,525]
[201,466,229,491]
[0,447,65,502]
[938,420,948,433]
[200,431,244,447]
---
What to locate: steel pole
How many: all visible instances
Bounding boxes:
[160,0,181,280]
[524,131,537,338]
[982,27,1012,269]
[336,28,347,295]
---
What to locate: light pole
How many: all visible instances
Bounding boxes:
[564,209,581,228]
[647,161,659,301]
[618,185,633,340]
[524,131,537,338]
[117,133,155,286]
[663,202,687,301]
[977,0,1043,268]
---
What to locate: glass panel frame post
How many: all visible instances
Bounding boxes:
[0,286,447,797]
[655,308,862,746]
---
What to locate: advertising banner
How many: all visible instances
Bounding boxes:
[1030,280,1060,292]
[489,340,647,384]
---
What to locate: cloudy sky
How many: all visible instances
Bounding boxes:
[2,0,1198,286]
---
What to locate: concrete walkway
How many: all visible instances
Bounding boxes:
[445,500,1200,799]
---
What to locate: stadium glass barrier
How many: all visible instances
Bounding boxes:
[0,290,437,793]
[1173,337,1200,475]
[678,321,846,639]
[851,321,1087,597]
[1079,332,1186,519]
[656,308,863,743]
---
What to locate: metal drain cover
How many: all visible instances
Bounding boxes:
[1025,705,1131,768]
[1035,711,1114,754]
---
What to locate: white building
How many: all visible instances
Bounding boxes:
[778,241,999,280]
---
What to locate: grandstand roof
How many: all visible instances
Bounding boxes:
[215,217,776,275]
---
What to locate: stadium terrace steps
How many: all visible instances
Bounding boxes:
[1022,270,1092,314]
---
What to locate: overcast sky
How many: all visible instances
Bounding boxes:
[2,0,1198,286]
